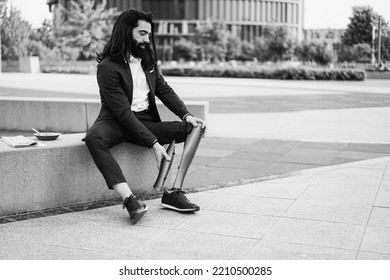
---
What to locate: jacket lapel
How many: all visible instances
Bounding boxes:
[144,66,156,95]
[120,62,134,102]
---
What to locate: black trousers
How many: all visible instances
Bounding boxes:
[85,111,193,189]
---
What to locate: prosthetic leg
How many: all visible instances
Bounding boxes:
[153,124,204,191]
[172,124,204,189]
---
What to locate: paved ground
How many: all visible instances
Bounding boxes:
[0,74,390,260]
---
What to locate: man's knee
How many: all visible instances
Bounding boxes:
[85,129,107,149]
[185,122,193,134]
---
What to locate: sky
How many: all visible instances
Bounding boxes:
[5,0,390,29]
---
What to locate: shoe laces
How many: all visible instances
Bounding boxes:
[123,195,144,209]
[171,188,191,202]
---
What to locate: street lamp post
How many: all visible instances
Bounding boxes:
[372,21,376,65]
[377,17,382,67]
[0,0,7,73]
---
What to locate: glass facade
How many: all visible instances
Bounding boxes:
[51,0,305,60]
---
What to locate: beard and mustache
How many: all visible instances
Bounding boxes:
[131,39,149,60]
[129,39,155,70]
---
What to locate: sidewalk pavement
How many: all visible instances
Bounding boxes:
[0,155,389,260]
[0,74,390,260]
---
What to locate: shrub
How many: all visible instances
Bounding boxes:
[161,64,365,81]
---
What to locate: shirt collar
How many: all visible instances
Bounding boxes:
[129,55,141,64]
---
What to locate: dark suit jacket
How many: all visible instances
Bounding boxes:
[95,57,190,148]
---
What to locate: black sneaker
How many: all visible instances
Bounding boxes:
[161,188,200,212]
[123,194,149,224]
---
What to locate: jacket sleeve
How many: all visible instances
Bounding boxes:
[154,68,191,120]
[97,62,157,148]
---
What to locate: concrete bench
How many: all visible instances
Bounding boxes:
[0,97,209,133]
[0,133,164,217]
[0,98,208,217]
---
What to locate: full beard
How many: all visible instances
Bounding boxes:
[131,40,149,60]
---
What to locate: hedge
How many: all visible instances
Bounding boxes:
[161,65,366,81]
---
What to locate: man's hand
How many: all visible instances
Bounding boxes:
[152,142,171,170]
[185,115,207,129]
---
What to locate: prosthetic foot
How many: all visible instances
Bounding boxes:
[172,124,204,189]
[153,140,176,190]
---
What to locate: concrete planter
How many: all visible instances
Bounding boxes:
[18,56,40,73]
[366,71,390,79]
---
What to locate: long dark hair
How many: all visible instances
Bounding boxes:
[96,9,158,69]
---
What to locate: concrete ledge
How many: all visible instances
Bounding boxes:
[0,97,209,132]
[0,133,162,216]
[366,72,390,79]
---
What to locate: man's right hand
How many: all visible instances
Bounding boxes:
[152,142,171,170]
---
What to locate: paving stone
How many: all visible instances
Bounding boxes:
[205,193,294,216]
[356,251,390,260]
[313,167,384,188]
[183,166,265,188]
[198,141,251,151]
[191,156,221,165]
[245,240,357,260]
[227,151,283,161]
[200,137,258,145]
[360,226,390,254]
[195,148,235,157]
[374,180,390,208]
[209,158,272,170]
[63,203,196,230]
[331,158,361,165]
[184,191,229,209]
[261,162,320,175]
[368,207,390,227]
[135,230,257,259]
[213,181,309,200]
[0,215,171,256]
[298,178,379,202]
[337,151,389,160]
[277,148,340,165]
[298,142,347,151]
[175,210,278,239]
[0,239,135,260]
[344,158,389,169]
[284,197,373,224]
[344,143,390,154]
[262,217,365,250]
[241,139,300,154]
[383,168,390,181]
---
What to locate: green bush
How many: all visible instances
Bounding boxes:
[40,60,97,74]
[161,65,366,81]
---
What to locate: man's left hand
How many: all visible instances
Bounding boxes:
[185,115,206,129]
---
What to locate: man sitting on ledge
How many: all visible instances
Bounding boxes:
[85,9,206,225]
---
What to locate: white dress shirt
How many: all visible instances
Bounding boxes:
[129,55,150,112]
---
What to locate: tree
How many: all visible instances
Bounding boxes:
[341,6,390,63]
[226,34,241,60]
[240,40,255,61]
[342,6,389,47]
[266,26,295,61]
[1,5,32,60]
[193,22,228,62]
[173,38,198,61]
[254,26,295,62]
[254,37,269,62]
[54,0,119,60]
[379,27,390,62]
[295,41,336,65]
